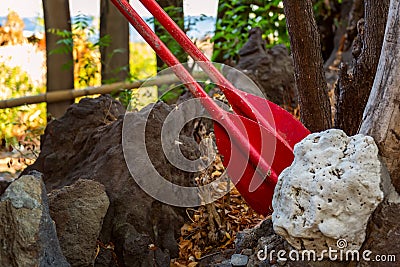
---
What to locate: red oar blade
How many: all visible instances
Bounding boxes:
[234,91,311,149]
[214,112,294,215]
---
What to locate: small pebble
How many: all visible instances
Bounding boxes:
[231,254,248,267]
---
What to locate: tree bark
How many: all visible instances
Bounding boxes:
[283,0,332,132]
[335,0,389,135]
[43,0,74,118]
[359,0,400,193]
[100,0,130,83]
[154,0,186,71]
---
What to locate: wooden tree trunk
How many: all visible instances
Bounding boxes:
[100,0,130,83]
[359,0,400,193]
[154,0,186,71]
[283,0,332,132]
[43,0,74,118]
[335,0,389,135]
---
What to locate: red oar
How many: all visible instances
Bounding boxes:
[137,0,310,150]
[111,0,308,214]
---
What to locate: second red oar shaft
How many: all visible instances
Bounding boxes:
[110,0,274,181]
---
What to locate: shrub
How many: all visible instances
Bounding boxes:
[0,62,46,146]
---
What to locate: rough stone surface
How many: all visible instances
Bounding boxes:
[48,179,110,267]
[226,27,297,108]
[204,130,398,267]
[23,95,200,266]
[94,246,118,267]
[235,217,276,254]
[0,171,69,267]
[272,129,384,254]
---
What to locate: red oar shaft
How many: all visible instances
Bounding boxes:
[110,0,274,181]
[138,0,279,135]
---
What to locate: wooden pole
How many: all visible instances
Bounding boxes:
[0,73,207,109]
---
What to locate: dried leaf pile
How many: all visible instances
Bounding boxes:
[171,132,265,266]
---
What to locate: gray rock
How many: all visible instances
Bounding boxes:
[49,179,110,267]
[272,129,384,255]
[0,171,69,267]
[231,254,249,267]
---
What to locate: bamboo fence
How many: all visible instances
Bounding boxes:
[0,72,208,109]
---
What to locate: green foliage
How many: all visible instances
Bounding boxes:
[152,5,187,71]
[49,14,110,88]
[0,63,46,146]
[212,0,289,63]
[49,14,158,109]
[159,85,185,104]
[111,43,157,109]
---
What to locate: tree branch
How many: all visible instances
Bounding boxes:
[335,0,389,135]
[283,0,332,132]
[359,0,400,192]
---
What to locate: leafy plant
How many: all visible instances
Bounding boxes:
[129,42,156,80]
[0,63,46,146]
[49,14,111,88]
[151,5,188,71]
[112,42,157,109]
[212,0,289,63]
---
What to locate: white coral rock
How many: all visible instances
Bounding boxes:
[272,129,383,254]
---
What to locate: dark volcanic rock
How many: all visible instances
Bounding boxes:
[24,95,201,266]
[358,165,400,267]
[358,200,400,267]
[234,218,276,253]
[23,96,126,189]
[226,27,297,108]
[94,246,118,267]
[0,171,69,267]
[49,179,110,267]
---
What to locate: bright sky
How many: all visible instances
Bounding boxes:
[0,0,218,17]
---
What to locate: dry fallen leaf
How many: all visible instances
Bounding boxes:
[174,138,265,265]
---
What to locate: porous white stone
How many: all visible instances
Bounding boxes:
[272,129,384,255]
